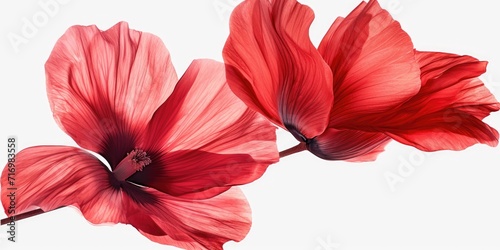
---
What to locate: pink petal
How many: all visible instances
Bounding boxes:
[136,187,251,250]
[223,0,333,140]
[45,22,177,168]
[318,0,421,127]
[308,128,390,161]
[131,59,278,198]
[1,147,252,249]
[383,51,500,150]
[0,146,125,224]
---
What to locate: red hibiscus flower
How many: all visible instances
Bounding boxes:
[1,22,278,250]
[223,0,500,161]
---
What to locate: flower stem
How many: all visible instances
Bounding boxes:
[1,207,63,225]
[279,142,306,158]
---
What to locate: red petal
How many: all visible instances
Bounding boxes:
[413,51,500,120]
[1,147,252,249]
[131,59,278,198]
[318,0,421,127]
[383,51,500,150]
[45,22,177,168]
[136,188,251,250]
[129,150,269,199]
[0,146,126,223]
[308,128,390,161]
[385,115,499,151]
[223,0,333,139]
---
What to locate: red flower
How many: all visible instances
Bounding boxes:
[223,0,499,161]
[1,22,278,249]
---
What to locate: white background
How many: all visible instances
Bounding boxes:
[1,0,500,249]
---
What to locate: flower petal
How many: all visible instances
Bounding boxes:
[129,150,267,199]
[383,51,500,150]
[1,146,251,249]
[131,59,278,198]
[0,146,125,224]
[318,0,421,127]
[134,187,251,250]
[45,22,177,168]
[307,128,390,161]
[412,51,500,120]
[223,0,333,139]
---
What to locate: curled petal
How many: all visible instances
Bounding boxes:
[307,128,390,161]
[133,59,278,198]
[223,0,333,139]
[383,51,500,150]
[318,0,421,127]
[385,112,499,151]
[45,22,177,168]
[412,51,499,120]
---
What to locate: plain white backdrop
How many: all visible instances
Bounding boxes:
[1,0,499,249]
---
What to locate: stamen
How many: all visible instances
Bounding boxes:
[113,149,151,181]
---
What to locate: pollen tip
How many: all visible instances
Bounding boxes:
[113,148,152,181]
[130,149,152,171]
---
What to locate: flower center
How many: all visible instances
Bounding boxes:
[113,149,152,181]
